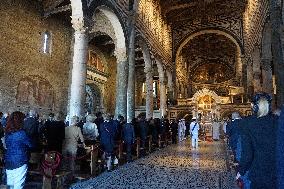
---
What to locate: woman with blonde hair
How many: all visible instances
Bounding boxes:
[62,116,85,175]
[237,93,278,189]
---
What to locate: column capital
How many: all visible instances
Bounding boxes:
[71,16,87,33]
[114,48,127,62]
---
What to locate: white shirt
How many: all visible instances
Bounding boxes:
[190,121,199,135]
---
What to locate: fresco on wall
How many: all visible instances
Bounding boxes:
[16,75,54,109]
[85,84,102,114]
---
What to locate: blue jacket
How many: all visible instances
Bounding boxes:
[122,123,135,144]
[4,130,33,170]
[100,121,115,153]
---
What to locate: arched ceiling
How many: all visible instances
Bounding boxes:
[161,0,247,24]
[180,33,237,84]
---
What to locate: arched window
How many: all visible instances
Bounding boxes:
[42,31,51,54]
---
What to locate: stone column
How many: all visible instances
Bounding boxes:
[252,47,262,92]
[140,42,154,119]
[126,12,136,123]
[156,59,167,118]
[261,58,274,94]
[247,58,254,100]
[236,53,243,83]
[68,17,88,118]
[115,49,128,119]
[166,70,174,102]
[270,0,284,105]
[242,60,248,102]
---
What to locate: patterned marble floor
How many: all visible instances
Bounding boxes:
[70,140,237,189]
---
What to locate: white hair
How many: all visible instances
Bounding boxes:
[257,97,270,118]
[70,116,79,126]
[29,109,36,117]
[231,112,241,120]
[86,114,96,122]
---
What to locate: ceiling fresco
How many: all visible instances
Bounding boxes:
[180,33,237,84]
[161,0,246,24]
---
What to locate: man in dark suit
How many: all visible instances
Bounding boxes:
[237,93,278,189]
[23,110,39,151]
[122,120,135,162]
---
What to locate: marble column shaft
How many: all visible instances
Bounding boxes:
[156,60,167,117]
[115,50,128,119]
[127,15,136,123]
[69,29,88,118]
[270,0,284,105]
[166,70,174,101]
[141,43,153,119]
[261,59,273,95]
[246,59,254,98]
[252,48,262,92]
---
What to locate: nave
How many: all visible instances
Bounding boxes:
[71,140,237,189]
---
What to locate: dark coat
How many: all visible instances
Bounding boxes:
[5,130,33,169]
[239,114,278,189]
[122,123,135,144]
[95,117,104,136]
[23,117,39,147]
[277,106,284,189]
[159,119,166,135]
[138,120,148,141]
[226,119,242,151]
[44,120,65,153]
[170,122,178,135]
[100,121,116,153]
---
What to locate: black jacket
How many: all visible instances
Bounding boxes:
[239,114,278,189]
[23,117,39,147]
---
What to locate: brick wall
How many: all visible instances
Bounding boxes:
[0,0,73,116]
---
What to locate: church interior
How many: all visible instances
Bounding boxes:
[0,0,284,188]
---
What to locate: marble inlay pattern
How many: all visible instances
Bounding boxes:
[70,141,237,189]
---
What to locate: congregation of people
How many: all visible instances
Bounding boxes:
[0,110,182,188]
[1,91,284,189]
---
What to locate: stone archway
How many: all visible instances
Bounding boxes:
[90,6,128,118]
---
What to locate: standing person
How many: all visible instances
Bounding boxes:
[82,114,98,145]
[122,120,135,163]
[95,112,104,136]
[138,115,148,156]
[182,119,187,140]
[23,110,39,151]
[100,114,116,171]
[62,116,85,176]
[170,119,178,144]
[44,112,65,153]
[212,119,220,141]
[178,120,183,142]
[237,93,278,189]
[190,117,199,149]
[4,111,33,189]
